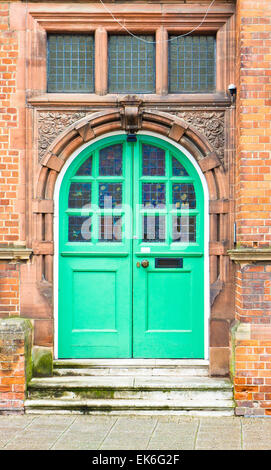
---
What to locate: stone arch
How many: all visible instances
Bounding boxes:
[38,109,224,201]
[34,108,230,303]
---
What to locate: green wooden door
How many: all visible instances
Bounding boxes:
[132,136,204,358]
[58,135,205,358]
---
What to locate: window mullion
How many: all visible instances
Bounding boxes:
[156,27,168,95]
[95,27,108,95]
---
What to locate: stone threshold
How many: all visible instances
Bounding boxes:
[54,359,209,367]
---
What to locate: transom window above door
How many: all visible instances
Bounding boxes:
[47,33,216,94]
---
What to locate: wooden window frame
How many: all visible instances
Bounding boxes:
[27,3,235,104]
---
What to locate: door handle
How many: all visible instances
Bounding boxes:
[141,259,149,268]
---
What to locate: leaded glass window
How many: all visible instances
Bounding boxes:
[172,157,189,176]
[68,183,92,209]
[142,183,166,209]
[143,215,166,243]
[169,35,216,93]
[65,143,125,245]
[99,183,122,209]
[99,216,122,242]
[68,216,92,242]
[142,144,165,176]
[108,35,155,93]
[172,183,196,209]
[140,144,198,245]
[99,144,123,176]
[76,156,92,176]
[47,34,95,93]
[172,216,196,243]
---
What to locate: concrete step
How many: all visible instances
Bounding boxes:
[26,375,234,416]
[53,359,209,377]
[24,398,235,416]
[26,360,234,416]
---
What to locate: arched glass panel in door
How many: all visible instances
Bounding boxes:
[65,142,129,246]
[137,142,200,248]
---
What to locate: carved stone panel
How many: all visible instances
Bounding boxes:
[176,111,225,162]
[37,112,87,161]
[37,109,225,163]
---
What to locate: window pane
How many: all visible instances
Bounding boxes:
[172,215,196,243]
[172,183,196,209]
[169,35,216,93]
[47,35,94,92]
[68,183,92,209]
[108,35,155,93]
[99,183,122,208]
[68,216,91,242]
[99,144,123,176]
[142,183,166,209]
[76,156,92,176]
[142,215,165,243]
[172,156,189,176]
[99,216,122,242]
[142,144,165,176]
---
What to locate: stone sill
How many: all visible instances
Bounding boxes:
[0,247,32,261]
[28,93,231,108]
[228,248,271,265]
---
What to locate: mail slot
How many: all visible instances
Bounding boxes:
[155,258,183,268]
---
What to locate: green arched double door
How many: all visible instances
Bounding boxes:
[58,134,205,358]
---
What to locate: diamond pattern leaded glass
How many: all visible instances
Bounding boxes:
[68,183,92,209]
[169,35,216,93]
[47,35,94,93]
[99,183,122,209]
[99,144,123,176]
[142,144,165,176]
[108,35,155,93]
[172,183,196,209]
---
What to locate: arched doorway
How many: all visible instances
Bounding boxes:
[56,132,208,359]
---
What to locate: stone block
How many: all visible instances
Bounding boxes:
[209,347,230,377]
[32,346,53,378]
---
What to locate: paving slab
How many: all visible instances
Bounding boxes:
[147,420,199,450]
[242,418,271,450]
[0,414,271,450]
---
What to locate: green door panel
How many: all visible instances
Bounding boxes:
[132,257,204,358]
[59,256,131,358]
[58,134,205,359]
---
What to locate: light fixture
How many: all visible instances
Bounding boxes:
[228,84,237,103]
[126,133,137,143]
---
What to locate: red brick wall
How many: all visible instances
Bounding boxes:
[236,0,271,248]
[233,324,271,416]
[0,262,19,317]
[0,2,20,245]
[236,265,271,324]
[0,318,32,413]
[233,0,271,416]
